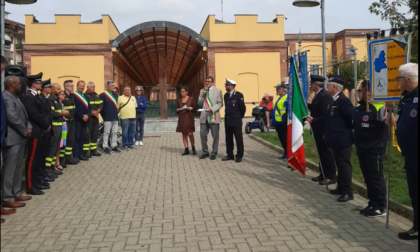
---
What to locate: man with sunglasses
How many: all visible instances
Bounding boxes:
[395,63,418,241]
[198,76,223,160]
[353,80,390,218]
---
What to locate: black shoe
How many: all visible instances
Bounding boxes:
[398,229,419,240]
[199,154,210,159]
[235,157,243,163]
[360,206,372,216]
[210,155,217,161]
[42,177,55,182]
[112,147,121,153]
[329,188,342,195]
[79,156,89,161]
[53,170,63,176]
[104,148,111,155]
[91,151,102,157]
[192,147,197,155]
[35,185,50,190]
[65,156,78,165]
[337,194,354,203]
[319,179,336,186]
[312,176,323,183]
[39,182,50,187]
[364,207,387,218]
[26,188,44,196]
[222,155,235,161]
[182,149,190,156]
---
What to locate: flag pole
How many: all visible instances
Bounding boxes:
[293,54,330,193]
[386,105,394,229]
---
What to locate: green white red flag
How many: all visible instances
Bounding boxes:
[287,57,308,175]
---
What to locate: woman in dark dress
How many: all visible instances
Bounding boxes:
[176,86,196,155]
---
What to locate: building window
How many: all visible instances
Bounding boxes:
[310,65,320,75]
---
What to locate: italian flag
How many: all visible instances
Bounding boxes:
[287,57,308,175]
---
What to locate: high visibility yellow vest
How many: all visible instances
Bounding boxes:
[274,94,288,123]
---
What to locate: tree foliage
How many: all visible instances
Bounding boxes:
[328,60,369,91]
[369,0,418,62]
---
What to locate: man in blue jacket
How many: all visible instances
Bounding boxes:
[72,81,91,162]
[100,80,121,154]
[134,86,147,146]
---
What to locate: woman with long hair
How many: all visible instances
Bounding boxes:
[176,86,196,155]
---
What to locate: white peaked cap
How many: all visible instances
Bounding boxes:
[226,78,237,85]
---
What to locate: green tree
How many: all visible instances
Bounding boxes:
[328,60,369,91]
[369,0,418,62]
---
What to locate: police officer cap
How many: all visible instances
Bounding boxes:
[27,72,43,82]
[42,79,52,89]
[328,75,345,86]
[274,83,287,89]
[226,78,237,86]
[310,75,325,83]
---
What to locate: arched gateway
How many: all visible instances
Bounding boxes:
[112,21,208,119]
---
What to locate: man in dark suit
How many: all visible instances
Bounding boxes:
[21,72,52,196]
[307,75,354,203]
[223,78,246,163]
[307,75,336,185]
[72,81,91,162]
[2,76,33,209]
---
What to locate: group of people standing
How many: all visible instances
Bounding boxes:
[0,56,148,224]
[176,76,246,163]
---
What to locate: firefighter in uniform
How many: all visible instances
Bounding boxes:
[353,80,389,218]
[61,80,78,166]
[272,83,288,162]
[395,63,418,241]
[83,82,103,158]
[21,73,51,195]
[46,84,68,173]
[72,81,91,162]
[222,78,246,163]
[39,79,59,182]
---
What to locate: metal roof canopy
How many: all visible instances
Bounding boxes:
[112,21,208,86]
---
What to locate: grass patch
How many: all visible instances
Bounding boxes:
[253,131,411,206]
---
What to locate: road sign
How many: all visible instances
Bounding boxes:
[368,34,412,101]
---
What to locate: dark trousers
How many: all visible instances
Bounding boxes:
[333,146,353,195]
[357,150,387,209]
[84,116,99,153]
[25,137,48,190]
[61,120,75,164]
[40,137,50,178]
[135,114,146,142]
[314,131,336,180]
[405,156,419,230]
[275,124,287,157]
[225,124,244,158]
[46,126,62,168]
[74,119,87,159]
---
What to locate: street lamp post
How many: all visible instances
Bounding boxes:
[1,0,37,90]
[293,0,327,84]
[347,45,358,106]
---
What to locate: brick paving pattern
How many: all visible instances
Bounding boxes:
[1,125,418,252]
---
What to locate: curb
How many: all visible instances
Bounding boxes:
[248,134,414,221]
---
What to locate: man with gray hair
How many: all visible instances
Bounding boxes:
[99,80,121,154]
[83,82,103,158]
[396,63,418,240]
[306,75,354,203]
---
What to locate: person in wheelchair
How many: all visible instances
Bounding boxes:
[260,93,274,128]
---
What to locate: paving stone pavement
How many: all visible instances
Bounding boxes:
[1,123,418,252]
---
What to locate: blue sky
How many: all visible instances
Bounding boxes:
[5,0,410,35]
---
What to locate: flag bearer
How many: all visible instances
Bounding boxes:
[46,84,68,172]
[353,80,389,218]
[396,63,419,241]
[61,80,77,166]
[272,83,288,162]
[72,81,91,162]
[83,82,103,158]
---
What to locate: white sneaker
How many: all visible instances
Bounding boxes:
[135,141,140,146]
[140,141,144,146]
